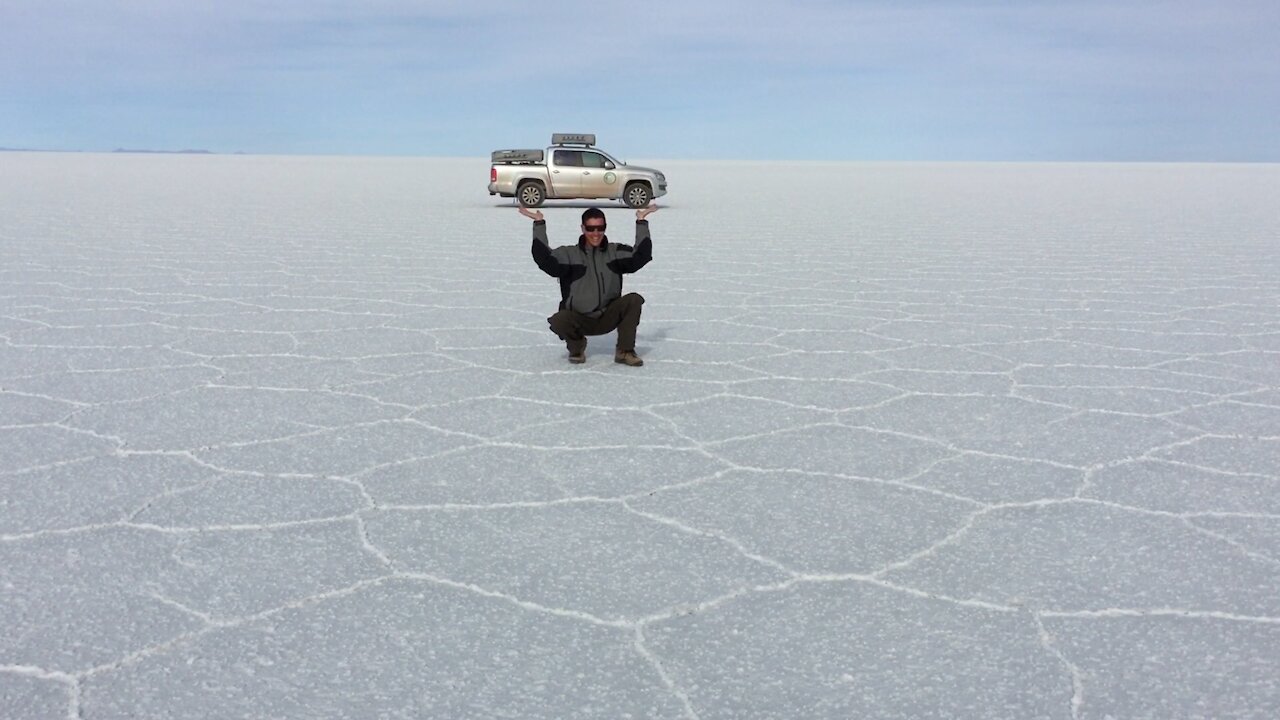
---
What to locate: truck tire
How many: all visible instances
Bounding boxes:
[623,182,651,209]
[518,181,546,208]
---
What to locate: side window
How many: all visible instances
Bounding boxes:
[554,150,582,167]
[581,153,608,169]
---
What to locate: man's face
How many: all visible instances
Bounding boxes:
[582,218,606,247]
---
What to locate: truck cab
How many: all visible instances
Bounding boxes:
[548,144,623,199]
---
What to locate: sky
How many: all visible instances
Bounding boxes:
[1,0,1278,162]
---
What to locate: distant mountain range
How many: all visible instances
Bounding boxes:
[112,148,216,154]
[1,147,231,154]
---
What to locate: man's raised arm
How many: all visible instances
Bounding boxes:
[521,208,565,277]
[608,204,658,274]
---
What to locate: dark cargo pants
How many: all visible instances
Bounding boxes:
[547,293,644,355]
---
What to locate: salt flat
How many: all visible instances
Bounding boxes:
[2,153,1278,719]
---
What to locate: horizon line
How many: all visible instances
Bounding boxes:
[2,147,1278,165]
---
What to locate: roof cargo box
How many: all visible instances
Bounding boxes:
[491,148,544,164]
[551,133,595,146]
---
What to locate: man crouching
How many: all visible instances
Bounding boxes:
[520,204,658,366]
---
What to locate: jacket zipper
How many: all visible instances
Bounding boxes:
[590,248,604,313]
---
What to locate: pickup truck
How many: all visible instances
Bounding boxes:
[489,134,667,208]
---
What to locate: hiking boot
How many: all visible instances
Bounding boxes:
[568,351,586,364]
[614,349,644,367]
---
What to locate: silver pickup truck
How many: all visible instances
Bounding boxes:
[489,133,667,208]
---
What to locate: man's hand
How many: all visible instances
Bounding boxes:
[636,204,659,221]
[518,207,544,222]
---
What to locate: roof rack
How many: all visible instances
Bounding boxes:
[551,133,595,147]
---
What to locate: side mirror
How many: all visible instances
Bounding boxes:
[604,161,615,170]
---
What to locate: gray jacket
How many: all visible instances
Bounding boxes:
[531,220,652,317]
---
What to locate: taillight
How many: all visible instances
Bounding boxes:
[490,167,497,182]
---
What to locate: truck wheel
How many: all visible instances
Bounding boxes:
[623,183,651,209]
[518,182,545,208]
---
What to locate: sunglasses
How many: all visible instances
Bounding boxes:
[583,224,606,232]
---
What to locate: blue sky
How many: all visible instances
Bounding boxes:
[2,0,1277,161]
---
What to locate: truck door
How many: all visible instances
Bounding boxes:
[578,151,618,199]
[550,149,582,196]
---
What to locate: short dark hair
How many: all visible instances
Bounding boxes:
[581,207,605,225]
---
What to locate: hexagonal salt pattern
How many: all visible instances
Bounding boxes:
[3,155,1278,718]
